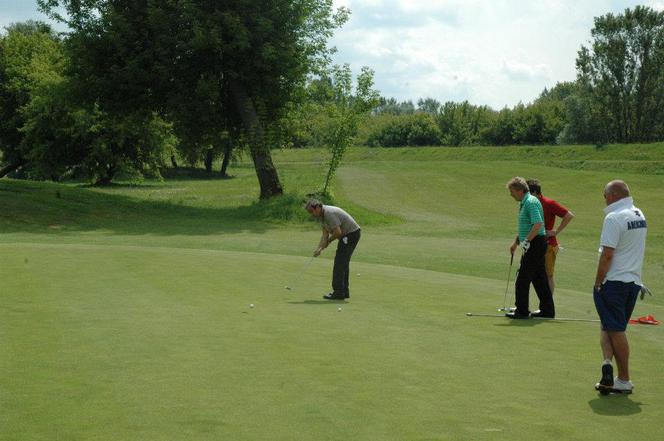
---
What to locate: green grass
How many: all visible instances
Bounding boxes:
[1,143,664,441]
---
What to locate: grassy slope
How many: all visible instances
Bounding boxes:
[1,143,663,441]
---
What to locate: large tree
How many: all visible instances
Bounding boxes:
[576,6,664,143]
[38,0,348,198]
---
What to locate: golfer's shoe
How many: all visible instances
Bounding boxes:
[505,312,531,320]
[611,378,634,394]
[594,364,614,395]
[323,292,345,300]
[530,311,555,318]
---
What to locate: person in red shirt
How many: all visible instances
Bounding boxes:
[527,179,575,295]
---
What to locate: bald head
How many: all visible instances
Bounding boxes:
[603,180,630,205]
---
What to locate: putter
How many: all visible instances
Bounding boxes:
[284,256,315,291]
[466,312,505,318]
[466,312,600,323]
[498,252,515,312]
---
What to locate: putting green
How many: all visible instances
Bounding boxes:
[2,242,662,441]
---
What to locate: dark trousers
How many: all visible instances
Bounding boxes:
[332,229,361,297]
[515,235,555,316]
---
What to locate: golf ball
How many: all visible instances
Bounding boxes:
[338,307,342,312]
[250,304,255,308]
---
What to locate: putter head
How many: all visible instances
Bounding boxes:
[285,286,291,290]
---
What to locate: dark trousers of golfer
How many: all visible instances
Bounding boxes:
[332,229,361,298]
[515,235,555,316]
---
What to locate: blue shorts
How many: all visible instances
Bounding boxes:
[593,280,640,331]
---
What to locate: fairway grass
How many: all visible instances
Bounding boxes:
[2,144,663,440]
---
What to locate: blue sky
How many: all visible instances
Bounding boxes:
[2,1,663,108]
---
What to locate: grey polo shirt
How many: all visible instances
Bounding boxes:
[321,205,360,236]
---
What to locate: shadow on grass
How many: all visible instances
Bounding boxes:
[0,179,311,236]
[287,300,347,305]
[160,167,237,181]
[588,395,643,415]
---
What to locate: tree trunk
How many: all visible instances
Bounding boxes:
[170,154,178,168]
[204,149,213,173]
[0,159,26,178]
[220,140,232,177]
[228,80,283,199]
[95,164,116,186]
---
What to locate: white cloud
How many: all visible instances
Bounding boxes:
[330,0,653,108]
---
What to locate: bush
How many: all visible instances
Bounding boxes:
[363,113,441,147]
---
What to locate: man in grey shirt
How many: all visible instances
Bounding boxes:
[305,199,361,300]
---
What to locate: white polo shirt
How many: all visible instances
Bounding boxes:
[599,196,647,285]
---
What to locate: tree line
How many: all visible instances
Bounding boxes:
[1,4,663,197]
[292,6,664,148]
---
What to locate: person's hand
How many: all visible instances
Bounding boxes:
[546,229,556,237]
[510,242,517,255]
[313,248,322,257]
[639,285,652,300]
[520,239,530,252]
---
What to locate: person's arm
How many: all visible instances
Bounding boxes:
[326,226,343,244]
[594,246,615,290]
[520,222,543,251]
[510,235,519,255]
[314,226,331,257]
[547,211,574,237]
[525,222,543,242]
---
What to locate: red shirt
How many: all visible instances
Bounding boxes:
[538,195,569,247]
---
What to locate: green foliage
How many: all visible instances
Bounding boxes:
[437,101,493,146]
[364,113,441,147]
[576,5,664,143]
[373,97,416,115]
[0,21,62,168]
[38,0,351,197]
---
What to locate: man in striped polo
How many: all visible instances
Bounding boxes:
[305,199,361,300]
[506,177,555,319]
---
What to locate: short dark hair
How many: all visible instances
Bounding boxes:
[526,179,541,195]
[305,198,322,210]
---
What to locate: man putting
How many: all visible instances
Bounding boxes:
[506,177,555,319]
[594,180,647,395]
[305,199,361,300]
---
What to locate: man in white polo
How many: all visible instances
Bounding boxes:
[594,180,647,395]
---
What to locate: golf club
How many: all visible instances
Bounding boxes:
[466,312,600,323]
[498,252,515,312]
[466,312,505,318]
[284,256,315,291]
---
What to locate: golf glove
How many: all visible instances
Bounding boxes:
[640,285,652,300]
[520,239,530,252]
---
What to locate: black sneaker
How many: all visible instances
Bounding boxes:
[505,312,531,320]
[323,293,345,300]
[594,364,614,395]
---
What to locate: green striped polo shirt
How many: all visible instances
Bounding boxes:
[518,193,545,241]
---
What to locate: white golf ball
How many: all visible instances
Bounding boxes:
[338,307,342,312]
[250,304,255,308]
